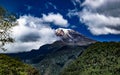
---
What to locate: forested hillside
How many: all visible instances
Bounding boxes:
[61,42,120,75]
[0,54,39,75]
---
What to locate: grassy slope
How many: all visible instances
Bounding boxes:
[61,42,120,75]
[0,54,39,75]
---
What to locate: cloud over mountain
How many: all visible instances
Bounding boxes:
[1,13,68,53]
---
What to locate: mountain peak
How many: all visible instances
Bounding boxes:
[55,28,73,36]
[55,28,96,46]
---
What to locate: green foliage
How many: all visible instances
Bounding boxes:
[61,42,120,75]
[0,54,39,75]
[0,6,17,51]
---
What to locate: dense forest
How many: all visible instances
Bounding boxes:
[0,54,39,75]
[61,42,120,75]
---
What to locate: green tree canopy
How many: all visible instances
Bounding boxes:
[61,42,120,75]
[0,6,17,51]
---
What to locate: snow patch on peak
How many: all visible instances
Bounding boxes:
[55,28,73,34]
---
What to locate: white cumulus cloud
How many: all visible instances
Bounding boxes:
[42,13,69,27]
[80,10,120,35]
[81,0,105,9]
[79,0,120,35]
[0,15,61,53]
[69,0,120,35]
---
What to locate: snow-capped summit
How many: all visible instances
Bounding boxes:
[55,28,73,38]
[55,28,96,45]
[56,28,72,34]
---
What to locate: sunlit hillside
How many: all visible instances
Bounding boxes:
[0,54,39,75]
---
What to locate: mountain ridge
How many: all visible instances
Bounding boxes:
[5,28,97,75]
[55,28,96,46]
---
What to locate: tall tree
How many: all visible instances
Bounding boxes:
[0,6,17,51]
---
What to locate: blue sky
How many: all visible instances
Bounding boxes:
[0,0,120,53]
[0,0,120,42]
